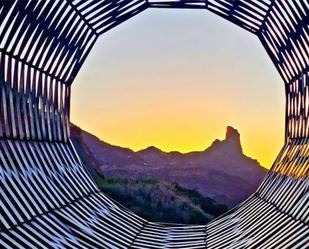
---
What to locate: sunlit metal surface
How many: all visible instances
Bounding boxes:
[0,1,308,248]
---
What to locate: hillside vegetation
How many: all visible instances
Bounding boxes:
[71,124,266,224]
[96,174,228,224]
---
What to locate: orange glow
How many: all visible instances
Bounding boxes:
[71,76,284,169]
[71,10,285,169]
[273,141,309,177]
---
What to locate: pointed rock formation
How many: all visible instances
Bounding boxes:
[71,124,267,207]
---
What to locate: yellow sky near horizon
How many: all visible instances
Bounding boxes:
[71,9,285,169]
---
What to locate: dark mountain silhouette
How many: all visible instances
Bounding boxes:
[71,124,267,207]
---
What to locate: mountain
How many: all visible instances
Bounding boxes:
[71,124,267,207]
[95,177,228,224]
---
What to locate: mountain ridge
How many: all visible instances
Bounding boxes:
[71,124,267,207]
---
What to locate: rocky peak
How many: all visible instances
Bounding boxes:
[71,123,266,207]
[225,126,240,140]
[224,126,242,154]
[209,126,242,155]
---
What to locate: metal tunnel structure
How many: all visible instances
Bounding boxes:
[0,0,308,248]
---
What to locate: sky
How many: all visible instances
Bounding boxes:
[71,9,285,169]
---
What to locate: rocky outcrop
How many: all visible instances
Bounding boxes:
[71,124,267,207]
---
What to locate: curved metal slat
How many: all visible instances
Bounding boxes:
[0,1,307,248]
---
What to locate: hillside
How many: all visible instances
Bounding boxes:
[95,176,228,224]
[71,125,267,207]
